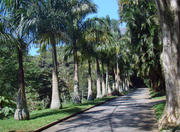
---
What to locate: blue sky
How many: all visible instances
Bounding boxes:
[90,0,119,19]
[29,0,120,56]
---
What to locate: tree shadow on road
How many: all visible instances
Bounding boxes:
[52,88,159,132]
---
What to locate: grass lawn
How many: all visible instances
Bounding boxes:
[150,89,166,120]
[150,89,180,130]
[0,96,116,132]
[153,102,180,131]
[153,101,165,119]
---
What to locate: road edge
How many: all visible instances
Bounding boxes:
[33,97,117,132]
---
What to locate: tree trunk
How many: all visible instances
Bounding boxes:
[155,0,180,128]
[14,47,29,120]
[96,58,101,98]
[50,37,61,109]
[122,79,125,91]
[87,60,93,100]
[115,61,122,93]
[124,78,129,91]
[112,66,116,94]
[73,40,81,104]
[101,62,106,96]
[106,61,111,95]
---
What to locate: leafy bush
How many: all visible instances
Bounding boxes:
[0,96,16,119]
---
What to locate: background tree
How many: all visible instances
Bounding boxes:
[65,0,97,103]
[118,0,165,92]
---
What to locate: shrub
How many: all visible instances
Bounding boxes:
[0,96,16,119]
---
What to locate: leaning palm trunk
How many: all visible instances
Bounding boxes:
[50,38,61,109]
[87,60,93,100]
[96,58,101,98]
[73,41,81,104]
[101,62,106,96]
[14,47,29,120]
[155,0,180,129]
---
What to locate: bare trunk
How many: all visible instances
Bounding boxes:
[122,79,125,92]
[50,37,61,109]
[115,61,122,93]
[101,62,106,96]
[87,60,93,100]
[125,78,129,91]
[73,40,81,104]
[115,62,119,91]
[96,58,101,98]
[106,61,111,95]
[112,66,116,95]
[119,82,123,93]
[14,47,29,120]
[155,0,180,128]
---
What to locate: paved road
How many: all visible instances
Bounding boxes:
[43,88,158,132]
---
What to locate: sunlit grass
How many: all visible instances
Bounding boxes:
[0,96,116,132]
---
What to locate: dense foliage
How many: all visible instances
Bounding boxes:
[118,0,165,93]
[1,0,179,129]
[0,0,162,118]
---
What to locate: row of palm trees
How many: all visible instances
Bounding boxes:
[0,0,129,120]
[82,16,129,99]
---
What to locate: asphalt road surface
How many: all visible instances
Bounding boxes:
[43,88,158,132]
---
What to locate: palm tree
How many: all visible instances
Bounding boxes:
[65,0,97,103]
[1,0,30,120]
[100,16,114,95]
[110,19,122,93]
[89,19,103,98]
[87,17,111,98]
[79,30,95,100]
[24,0,69,109]
[86,17,117,97]
[101,60,106,96]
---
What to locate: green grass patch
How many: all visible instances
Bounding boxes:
[150,88,166,120]
[153,102,165,119]
[149,89,165,99]
[0,96,116,132]
[150,89,180,130]
[152,95,166,100]
[153,102,180,131]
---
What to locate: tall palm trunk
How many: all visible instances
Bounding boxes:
[96,57,101,98]
[101,62,106,96]
[115,62,119,91]
[106,62,112,95]
[112,66,116,92]
[50,37,61,109]
[87,60,93,100]
[14,47,29,120]
[115,61,122,93]
[155,0,180,128]
[73,40,81,104]
[106,61,111,95]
